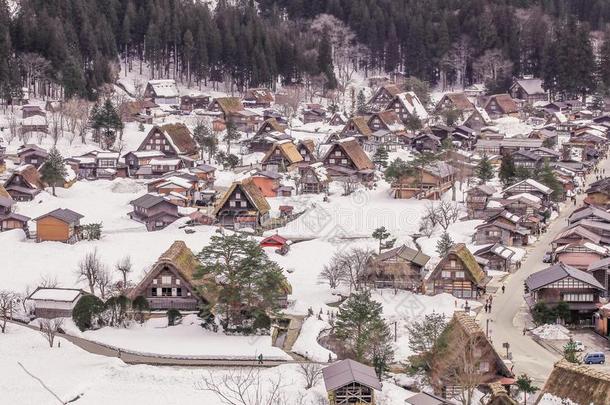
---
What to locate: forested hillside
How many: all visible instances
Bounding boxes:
[2,0,610,102]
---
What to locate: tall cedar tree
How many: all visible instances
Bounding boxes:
[223,118,240,153]
[40,147,67,196]
[372,226,391,254]
[599,29,610,92]
[91,99,123,150]
[317,31,337,89]
[195,234,287,328]
[334,290,392,367]
[499,153,516,187]
[475,154,494,183]
[193,123,217,161]
[538,161,564,202]
[436,231,454,257]
[372,146,389,169]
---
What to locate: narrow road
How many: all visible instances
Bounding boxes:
[477,155,610,385]
[10,321,300,368]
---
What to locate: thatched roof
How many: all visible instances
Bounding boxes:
[262,141,304,165]
[326,138,374,171]
[244,88,274,103]
[160,123,199,156]
[297,139,315,154]
[431,243,486,285]
[486,94,518,114]
[536,360,610,405]
[487,383,517,405]
[438,93,475,111]
[259,118,286,134]
[0,185,11,199]
[213,178,271,216]
[13,164,44,189]
[373,244,430,267]
[345,116,373,137]
[214,97,244,114]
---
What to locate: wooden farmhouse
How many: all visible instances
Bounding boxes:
[391,161,457,200]
[119,99,158,123]
[27,287,86,318]
[511,149,542,171]
[435,92,474,113]
[128,241,212,311]
[474,243,516,272]
[386,91,429,123]
[537,360,610,405]
[525,262,605,323]
[413,132,442,153]
[585,178,610,208]
[466,185,496,219]
[302,103,327,123]
[243,88,274,108]
[144,79,179,105]
[429,312,514,399]
[474,211,529,247]
[17,144,48,167]
[123,150,165,173]
[0,193,14,217]
[179,94,210,112]
[502,179,553,205]
[213,178,270,229]
[427,243,488,299]
[296,139,316,164]
[365,244,431,290]
[297,163,329,194]
[367,83,401,111]
[367,110,405,133]
[129,194,181,231]
[208,96,245,122]
[588,257,610,294]
[509,78,547,104]
[322,359,382,405]
[250,118,288,152]
[328,112,347,126]
[261,140,303,172]
[463,107,492,131]
[3,164,44,201]
[34,208,83,243]
[554,241,608,270]
[0,212,30,234]
[137,123,199,160]
[483,94,519,118]
[322,138,375,182]
[340,116,373,142]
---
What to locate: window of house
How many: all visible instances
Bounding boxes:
[155,221,164,227]
[329,158,335,164]
[175,279,180,285]
[341,159,347,165]
[176,288,182,296]
[230,200,236,207]
[442,271,451,278]
[161,287,172,296]
[240,201,247,208]
[450,260,457,268]
[152,279,157,285]
[479,361,490,373]
[335,151,341,157]
[161,276,171,284]
[235,192,241,199]
[456,271,465,278]
[151,288,157,296]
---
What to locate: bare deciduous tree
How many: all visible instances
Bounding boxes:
[331,247,374,293]
[0,290,18,333]
[76,249,103,295]
[298,363,322,390]
[197,367,285,405]
[38,318,64,348]
[38,274,59,289]
[319,257,347,289]
[96,266,112,300]
[115,255,133,288]
[472,49,513,84]
[424,201,460,231]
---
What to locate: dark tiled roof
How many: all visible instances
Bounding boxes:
[322,359,382,392]
[34,208,83,224]
[526,262,604,290]
[130,194,168,209]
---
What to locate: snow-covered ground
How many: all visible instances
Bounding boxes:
[531,324,571,340]
[1,323,415,405]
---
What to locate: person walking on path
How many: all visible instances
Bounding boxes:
[118,349,121,359]
[257,354,263,365]
[502,285,506,294]
[484,303,489,313]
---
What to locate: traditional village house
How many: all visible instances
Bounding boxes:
[321,138,375,182]
[21,104,45,119]
[322,359,382,405]
[367,110,405,133]
[426,243,488,298]
[137,123,199,161]
[302,103,327,123]
[585,178,610,207]
[529,146,561,162]
[243,88,274,108]
[511,149,543,171]
[554,241,608,270]
[138,157,185,178]
[250,118,289,152]
[588,257,610,295]
[413,133,442,153]
[95,152,127,179]
[463,107,492,131]
[0,212,30,234]
[17,144,48,167]
[208,96,245,123]
[435,92,475,114]
[483,94,519,119]
[528,129,558,147]
[525,263,605,323]
[474,210,529,247]
[536,360,610,405]
[474,140,502,156]
[0,193,14,217]
[568,205,610,226]
[179,94,210,112]
[231,109,263,132]
[260,140,303,172]
[144,79,179,105]
[3,164,44,201]
[386,91,429,124]
[21,115,48,135]
[340,116,373,144]
[297,163,329,194]
[428,124,454,142]
[485,383,518,405]
[27,288,86,318]
[473,243,516,272]
[503,193,545,220]
[509,77,547,104]
[296,139,316,164]
[451,126,477,149]
[250,171,281,197]
[260,234,290,251]
[149,176,198,206]
[498,138,543,154]
[119,100,158,123]
[466,185,496,219]
[502,179,553,205]
[128,194,181,231]
[367,83,401,111]
[123,150,165,173]
[365,244,431,290]
[328,112,347,126]
[127,241,211,311]
[428,312,514,399]
[275,183,293,196]
[34,208,83,243]
[191,163,216,189]
[551,225,603,251]
[213,178,270,229]
[391,161,457,200]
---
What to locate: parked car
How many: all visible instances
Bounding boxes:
[574,340,585,352]
[543,252,553,263]
[583,352,605,364]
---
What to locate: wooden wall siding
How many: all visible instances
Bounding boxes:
[556,252,603,270]
[36,216,71,242]
[35,307,73,319]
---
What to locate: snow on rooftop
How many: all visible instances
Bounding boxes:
[29,288,82,302]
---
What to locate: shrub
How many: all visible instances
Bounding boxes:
[132,295,149,324]
[167,309,182,326]
[72,295,105,331]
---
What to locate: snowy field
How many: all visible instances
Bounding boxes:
[1,323,416,405]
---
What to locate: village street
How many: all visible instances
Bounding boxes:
[477,154,610,385]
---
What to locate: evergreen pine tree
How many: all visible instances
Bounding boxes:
[91,99,123,150]
[436,231,454,257]
[372,226,391,254]
[538,161,564,202]
[476,154,494,183]
[372,146,389,169]
[357,89,367,114]
[40,147,67,197]
[317,31,337,89]
[599,30,610,92]
[499,153,516,187]
[516,374,538,405]
[223,118,240,153]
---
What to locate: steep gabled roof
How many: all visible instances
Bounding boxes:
[322,359,382,392]
[34,208,83,224]
[244,88,274,103]
[344,116,373,137]
[525,262,604,291]
[437,92,475,111]
[262,141,304,165]
[8,164,44,189]
[258,117,286,134]
[159,123,199,156]
[213,178,271,216]
[432,243,486,285]
[537,360,610,405]
[130,193,170,209]
[213,97,244,114]
[325,138,374,171]
[553,225,603,245]
[503,178,552,195]
[392,91,429,120]
[512,78,545,96]
[485,94,518,114]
